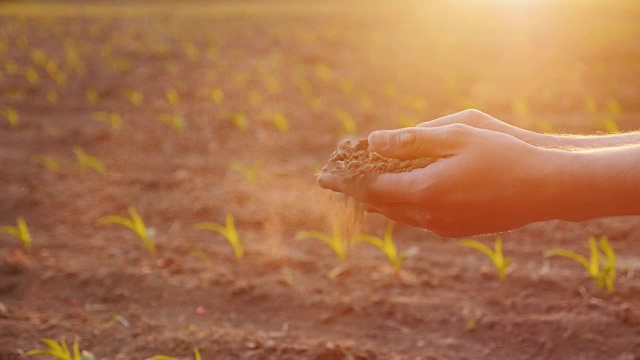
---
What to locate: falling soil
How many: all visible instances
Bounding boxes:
[319,138,437,179]
[318,138,437,238]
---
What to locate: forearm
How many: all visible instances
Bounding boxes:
[529,131,640,149]
[547,144,640,222]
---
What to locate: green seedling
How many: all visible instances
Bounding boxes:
[47,91,58,104]
[33,154,60,173]
[354,221,417,273]
[607,98,622,116]
[511,97,529,116]
[2,107,18,128]
[211,88,224,104]
[96,207,155,253]
[460,237,512,281]
[268,112,289,133]
[231,161,259,183]
[26,338,93,360]
[308,96,323,111]
[124,88,143,105]
[296,223,348,264]
[86,88,99,104]
[229,113,248,131]
[597,116,619,133]
[166,88,180,106]
[157,113,185,132]
[182,42,200,60]
[195,214,243,259]
[333,108,356,135]
[359,94,373,111]
[73,146,106,174]
[1,217,31,250]
[5,60,18,74]
[25,67,40,84]
[584,97,597,114]
[146,348,201,360]
[544,235,617,292]
[92,111,122,129]
[396,116,419,128]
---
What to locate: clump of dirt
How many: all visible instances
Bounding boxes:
[319,138,437,178]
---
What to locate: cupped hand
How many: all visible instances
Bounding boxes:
[318,124,566,237]
[418,109,549,147]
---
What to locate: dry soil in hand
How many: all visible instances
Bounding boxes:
[319,138,437,178]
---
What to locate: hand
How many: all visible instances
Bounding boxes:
[418,109,549,146]
[318,124,568,237]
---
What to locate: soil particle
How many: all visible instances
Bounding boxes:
[319,138,436,178]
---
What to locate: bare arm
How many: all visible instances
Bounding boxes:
[419,109,640,149]
[318,125,640,237]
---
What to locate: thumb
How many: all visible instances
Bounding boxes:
[368,127,458,159]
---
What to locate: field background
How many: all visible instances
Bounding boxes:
[1,0,640,359]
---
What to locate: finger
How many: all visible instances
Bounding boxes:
[417,109,487,128]
[317,166,437,204]
[368,126,460,159]
[365,202,431,229]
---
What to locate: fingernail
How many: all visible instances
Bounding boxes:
[369,131,388,150]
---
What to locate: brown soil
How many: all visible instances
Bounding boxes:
[319,139,437,177]
[1,1,640,359]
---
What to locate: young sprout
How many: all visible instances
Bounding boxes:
[354,221,417,273]
[229,113,248,131]
[211,88,224,104]
[86,88,99,104]
[166,88,180,107]
[146,348,201,360]
[261,73,281,94]
[33,154,60,173]
[339,79,354,95]
[607,98,622,116]
[359,95,373,111]
[296,223,348,264]
[26,338,93,360]
[412,98,427,112]
[124,88,143,106]
[1,217,31,250]
[308,96,323,111]
[511,97,529,116]
[25,67,40,84]
[47,91,58,104]
[2,107,18,128]
[333,108,357,135]
[584,97,597,114]
[157,113,185,133]
[30,48,47,66]
[597,116,619,134]
[195,213,243,259]
[396,117,419,128]
[5,60,18,74]
[182,42,200,60]
[92,111,122,129]
[268,112,289,133]
[73,146,106,174]
[96,207,155,253]
[460,237,512,281]
[231,161,259,183]
[544,235,617,292]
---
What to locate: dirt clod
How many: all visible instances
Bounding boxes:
[319,139,436,179]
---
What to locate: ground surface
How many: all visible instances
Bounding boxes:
[1,1,640,359]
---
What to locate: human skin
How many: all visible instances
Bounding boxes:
[317,110,640,237]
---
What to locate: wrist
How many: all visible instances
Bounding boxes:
[544,145,640,222]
